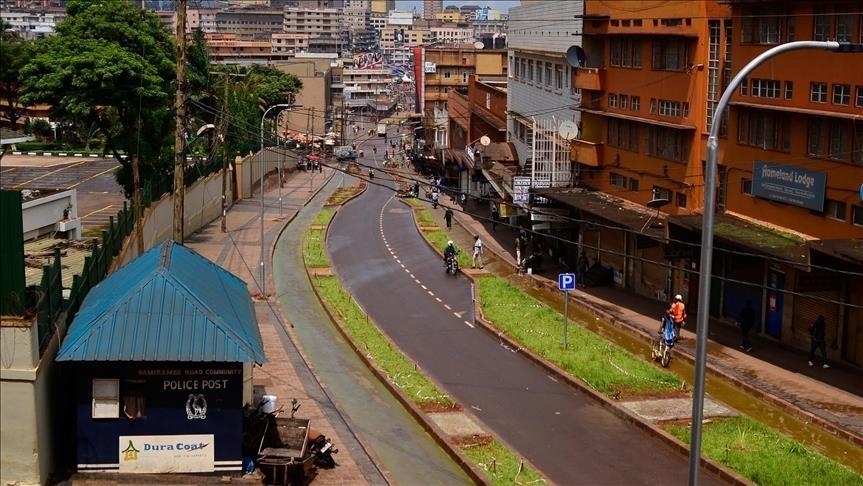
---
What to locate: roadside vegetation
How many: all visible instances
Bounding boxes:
[667,417,862,486]
[302,202,546,485]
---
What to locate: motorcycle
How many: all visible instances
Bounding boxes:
[368,168,375,179]
[308,431,338,469]
[431,191,439,209]
[445,253,460,275]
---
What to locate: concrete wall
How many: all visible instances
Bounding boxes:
[0,314,65,486]
[21,189,81,241]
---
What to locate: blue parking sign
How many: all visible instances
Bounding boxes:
[558,273,576,291]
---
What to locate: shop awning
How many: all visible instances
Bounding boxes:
[669,213,810,266]
[576,107,697,130]
[809,239,863,265]
[730,101,863,121]
[57,241,266,363]
[533,187,667,240]
[482,162,515,200]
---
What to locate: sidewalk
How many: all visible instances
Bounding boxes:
[185,165,382,484]
[393,167,863,450]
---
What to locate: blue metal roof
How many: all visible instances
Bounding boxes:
[57,241,266,363]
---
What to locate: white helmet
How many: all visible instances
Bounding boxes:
[447,240,454,246]
[674,294,683,301]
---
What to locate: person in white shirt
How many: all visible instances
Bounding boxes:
[472,235,484,269]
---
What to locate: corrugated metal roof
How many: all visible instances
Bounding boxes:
[57,241,266,363]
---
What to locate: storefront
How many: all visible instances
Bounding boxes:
[57,241,266,474]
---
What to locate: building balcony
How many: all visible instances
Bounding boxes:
[569,139,603,167]
[573,67,605,92]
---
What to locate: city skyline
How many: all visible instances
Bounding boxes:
[395,0,521,14]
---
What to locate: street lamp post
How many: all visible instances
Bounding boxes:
[259,103,291,298]
[689,40,859,485]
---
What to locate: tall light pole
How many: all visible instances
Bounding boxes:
[259,103,291,298]
[689,40,859,485]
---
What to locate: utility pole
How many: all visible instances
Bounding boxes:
[132,155,144,253]
[210,70,247,233]
[172,0,188,243]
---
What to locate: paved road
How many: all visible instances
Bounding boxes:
[0,155,125,232]
[325,130,725,485]
[271,167,473,485]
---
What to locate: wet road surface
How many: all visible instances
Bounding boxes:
[325,132,725,485]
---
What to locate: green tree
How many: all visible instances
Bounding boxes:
[19,0,176,193]
[0,22,34,130]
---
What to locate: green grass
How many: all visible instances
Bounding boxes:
[459,437,546,486]
[312,275,453,408]
[476,276,681,398]
[311,208,334,226]
[304,229,329,268]
[415,208,436,227]
[666,417,862,486]
[427,230,471,268]
[404,197,425,208]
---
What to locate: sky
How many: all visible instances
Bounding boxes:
[395,1,522,15]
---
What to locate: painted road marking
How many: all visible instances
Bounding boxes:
[465,321,475,328]
[13,159,89,189]
[443,304,451,310]
[67,164,120,189]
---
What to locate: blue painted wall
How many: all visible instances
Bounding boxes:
[72,362,243,468]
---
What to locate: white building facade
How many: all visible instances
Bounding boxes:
[506,1,583,190]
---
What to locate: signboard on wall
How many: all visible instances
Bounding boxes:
[119,434,214,473]
[513,176,530,205]
[424,62,437,73]
[751,161,826,211]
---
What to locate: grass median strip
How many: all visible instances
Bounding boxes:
[666,417,862,486]
[476,276,681,398]
[303,206,546,485]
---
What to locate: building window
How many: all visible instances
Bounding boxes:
[610,37,642,68]
[545,62,552,87]
[527,60,534,82]
[741,178,753,195]
[824,198,847,221]
[629,178,639,191]
[829,119,850,161]
[682,102,689,118]
[740,77,748,96]
[855,123,863,165]
[833,84,851,105]
[610,172,627,189]
[741,8,781,44]
[808,117,828,157]
[810,82,827,103]
[852,205,863,226]
[607,119,639,152]
[750,78,781,98]
[652,38,689,71]
[631,96,640,112]
[609,93,618,108]
[92,379,120,419]
[443,71,452,79]
[784,81,793,100]
[836,11,854,42]
[737,109,791,152]
[652,186,672,201]
[645,126,691,162]
[555,64,564,90]
[813,6,832,41]
[536,61,542,84]
[620,95,628,110]
[658,99,682,117]
[650,98,657,113]
[856,86,863,107]
[675,192,687,208]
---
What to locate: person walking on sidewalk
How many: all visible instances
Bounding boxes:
[444,207,453,228]
[808,315,830,368]
[472,235,484,269]
[515,236,522,267]
[669,294,686,342]
[491,202,499,231]
[738,300,755,352]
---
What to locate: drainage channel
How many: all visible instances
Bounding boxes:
[509,276,862,474]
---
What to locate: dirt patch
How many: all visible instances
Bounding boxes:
[451,435,493,448]
[419,402,463,413]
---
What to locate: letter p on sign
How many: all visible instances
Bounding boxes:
[559,273,576,291]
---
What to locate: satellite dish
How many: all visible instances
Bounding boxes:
[565,45,586,68]
[558,120,578,140]
[474,41,485,49]
[479,135,491,146]
[646,197,671,208]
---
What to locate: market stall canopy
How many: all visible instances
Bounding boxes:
[57,240,266,363]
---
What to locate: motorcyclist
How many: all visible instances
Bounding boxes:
[443,240,458,266]
[368,168,375,179]
[431,188,439,208]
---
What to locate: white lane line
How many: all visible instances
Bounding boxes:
[400,263,406,268]
[427,291,435,297]
[421,285,427,290]
[464,321,475,328]
[435,297,442,303]
[443,304,452,310]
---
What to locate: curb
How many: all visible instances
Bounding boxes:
[390,179,750,484]
[300,182,492,485]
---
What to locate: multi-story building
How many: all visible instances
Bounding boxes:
[424,0,442,20]
[0,4,65,40]
[272,33,311,55]
[284,6,345,53]
[546,0,861,367]
[275,57,333,137]
[215,8,285,41]
[370,0,395,14]
[205,33,295,64]
[504,0,583,247]
[430,24,476,46]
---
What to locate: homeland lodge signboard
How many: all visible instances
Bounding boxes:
[751,161,826,211]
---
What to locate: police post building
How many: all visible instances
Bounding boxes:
[57,241,266,474]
